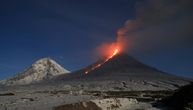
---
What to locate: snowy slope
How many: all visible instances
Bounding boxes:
[0,58,69,85]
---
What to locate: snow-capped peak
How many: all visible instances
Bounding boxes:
[0,58,70,85]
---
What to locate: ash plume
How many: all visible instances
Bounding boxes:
[117,0,193,54]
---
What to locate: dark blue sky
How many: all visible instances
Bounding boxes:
[0,0,193,79]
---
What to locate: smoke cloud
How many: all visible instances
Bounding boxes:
[117,0,193,54]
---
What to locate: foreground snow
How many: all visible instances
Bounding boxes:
[0,91,164,110]
[0,84,171,110]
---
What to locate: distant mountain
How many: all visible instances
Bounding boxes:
[54,53,191,90]
[0,58,69,85]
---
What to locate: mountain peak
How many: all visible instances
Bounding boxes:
[33,57,56,65]
[51,53,191,91]
[75,52,184,81]
[0,58,70,85]
[83,52,151,75]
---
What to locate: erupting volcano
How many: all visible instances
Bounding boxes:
[85,47,120,74]
[84,36,125,75]
[53,49,191,92]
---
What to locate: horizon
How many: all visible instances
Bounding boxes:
[0,52,192,80]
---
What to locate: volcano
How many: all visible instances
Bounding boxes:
[55,52,191,90]
[83,53,172,79]
[0,58,70,85]
[63,53,188,80]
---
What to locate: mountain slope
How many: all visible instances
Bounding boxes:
[54,53,191,90]
[61,53,187,80]
[0,58,69,85]
[83,53,171,79]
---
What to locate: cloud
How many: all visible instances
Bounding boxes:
[117,0,193,54]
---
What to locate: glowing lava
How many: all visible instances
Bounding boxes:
[85,48,119,74]
[109,48,118,59]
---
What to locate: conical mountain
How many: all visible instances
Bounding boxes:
[0,58,69,85]
[56,53,191,90]
[81,53,180,80]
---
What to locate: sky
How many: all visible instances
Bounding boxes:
[0,0,193,79]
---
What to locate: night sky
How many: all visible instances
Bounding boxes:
[0,0,193,79]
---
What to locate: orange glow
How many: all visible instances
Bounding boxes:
[84,32,127,75]
[96,42,122,58]
[85,71,88,74]
[109,48,119,59]
[85,47,119,74]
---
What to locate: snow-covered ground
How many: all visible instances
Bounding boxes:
[0,90,166,110]
[53,97,164,110]
[0,90,95,110]
[0,83,172,110]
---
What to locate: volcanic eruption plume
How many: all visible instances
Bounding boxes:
[85,0,193,74]
[117,0,193,54]
[84,19,129,75]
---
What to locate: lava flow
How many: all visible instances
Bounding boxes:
[85,48,119,74]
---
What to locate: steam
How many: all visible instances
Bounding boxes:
[117,0,193,54]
